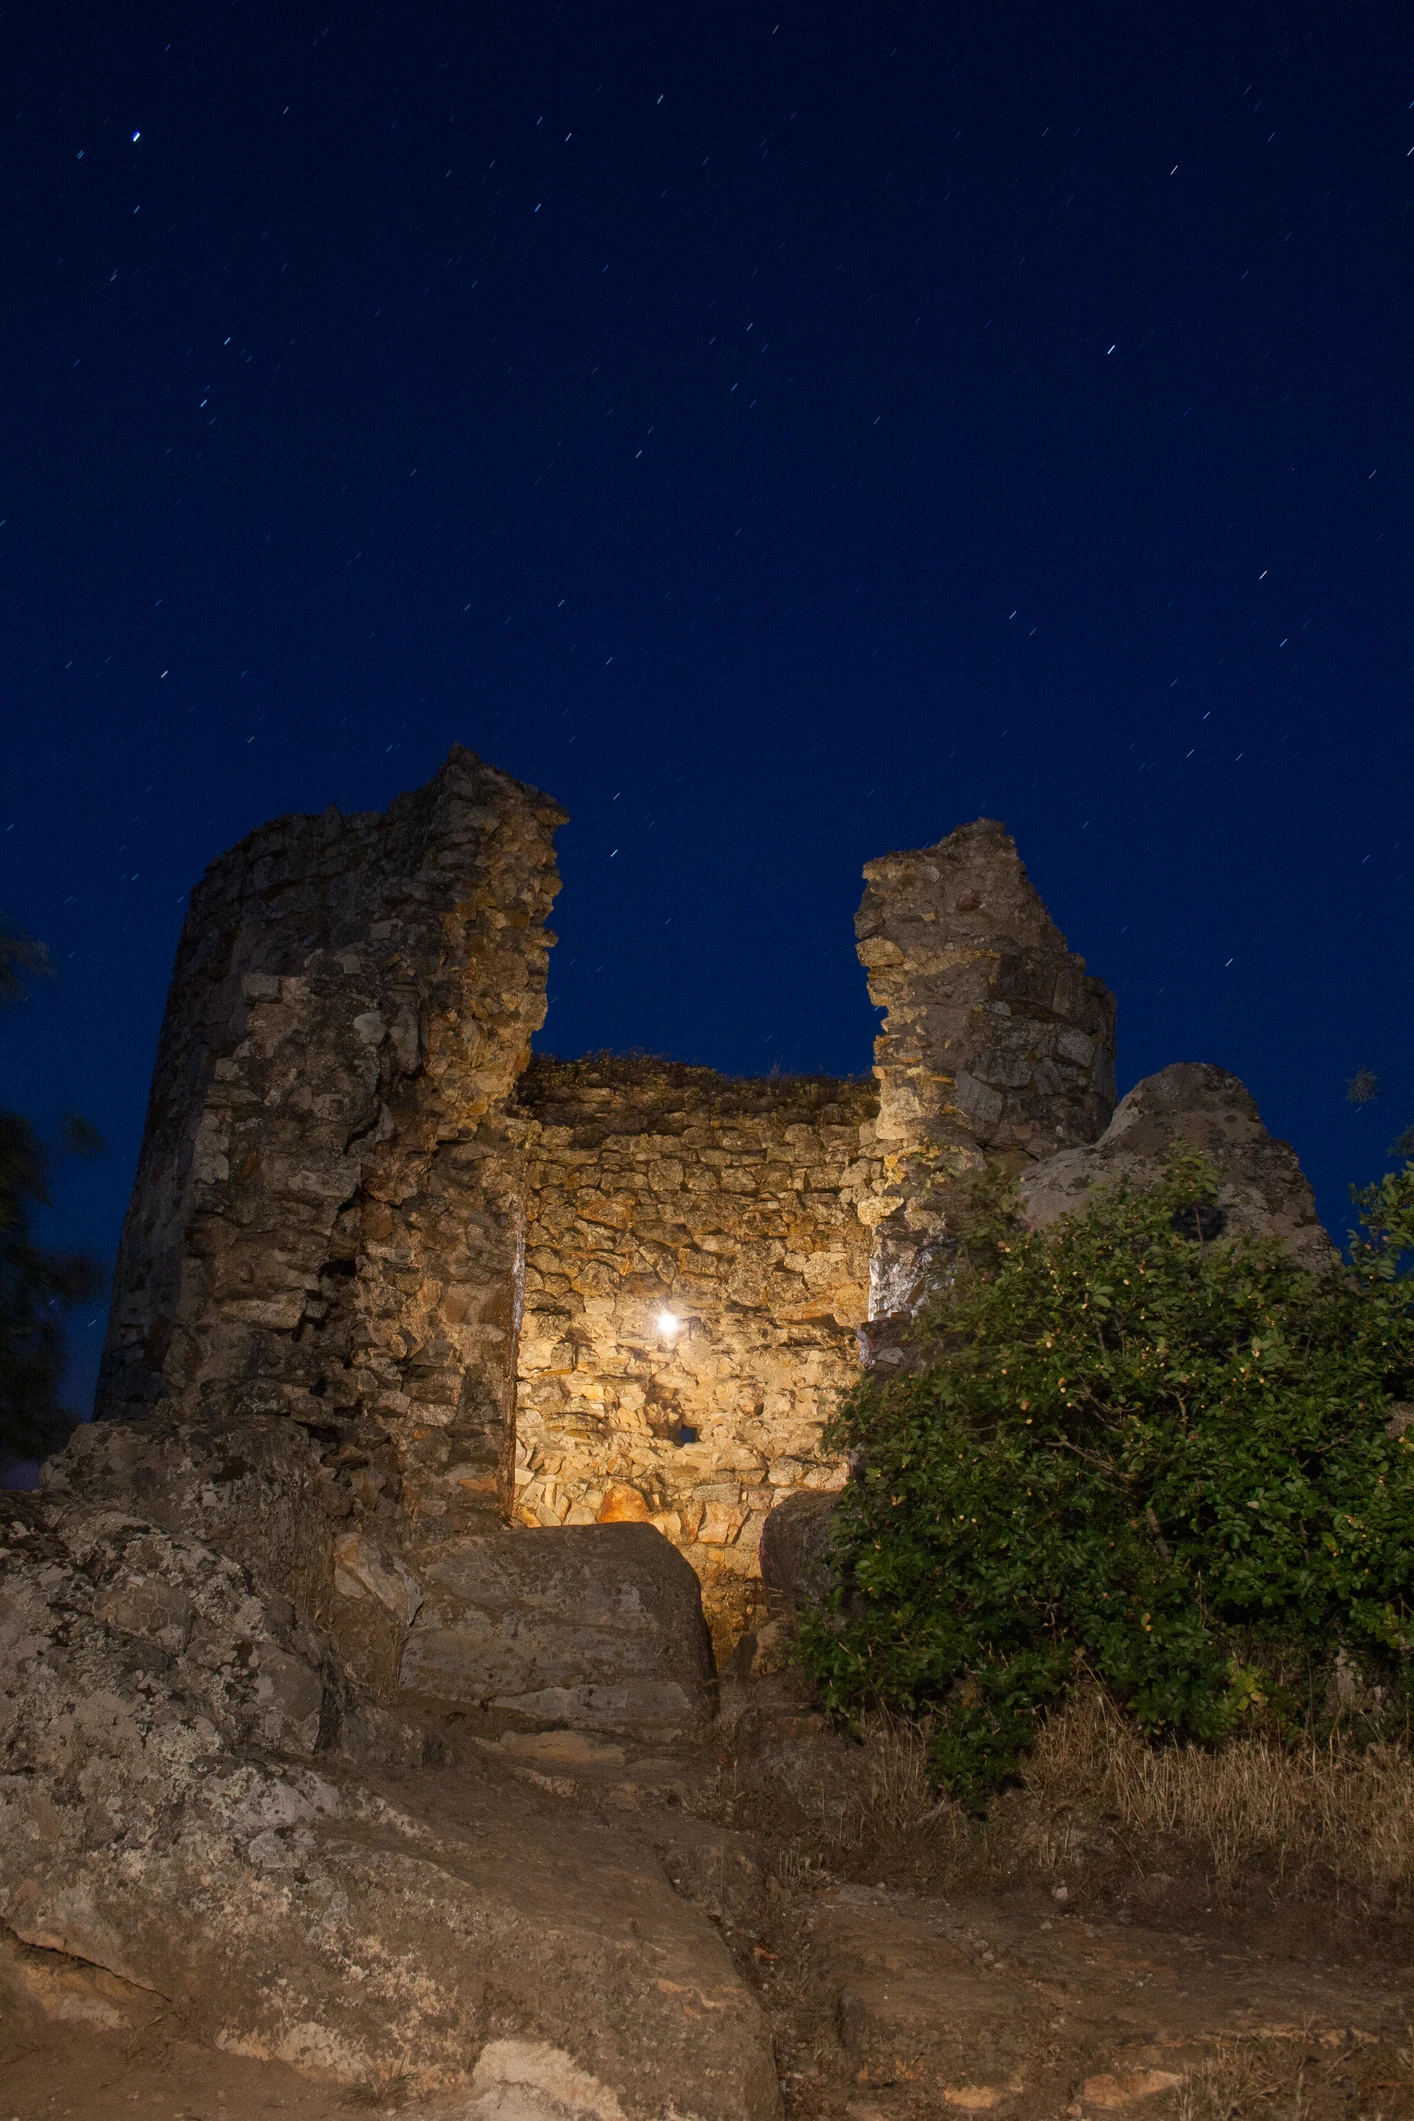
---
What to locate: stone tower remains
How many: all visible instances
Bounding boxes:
[97,746,566,1545]
[97,752,1117,1634]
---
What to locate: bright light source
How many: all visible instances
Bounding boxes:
[655,1310,680,1338]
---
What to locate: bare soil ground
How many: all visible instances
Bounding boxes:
[6,1670,1414,2121]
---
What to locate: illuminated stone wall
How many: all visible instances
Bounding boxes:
[509,1057,884,1641]
[98,747,1118,1653]
[507,822,1117,1642]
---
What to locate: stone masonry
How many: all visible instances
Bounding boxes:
[509,1056,883,1639]
[857,817,1117,1326]
[97,746,566,1551]
[97,757,1119,1638]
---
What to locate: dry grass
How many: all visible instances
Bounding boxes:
[809,1707,970,1860]
[739,1678,1414,1913]
[1175,2039,1317,2121]
[1009,1688,1414,1904]
[847,1707,961,1840]
[737,1702,972,1883]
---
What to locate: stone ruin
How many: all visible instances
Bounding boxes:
[95,748,565,1539]
[2,744,1334,2117]
[94,747,1121,1644]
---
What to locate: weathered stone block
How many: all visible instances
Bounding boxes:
[399,1523,717,1740]
[760,1489,839,1610]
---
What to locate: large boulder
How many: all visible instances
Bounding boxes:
[400,1523,717,1741]
[1016,1063,1333,1272]
[39,1419,720,1745]
[0,1492,778,2117]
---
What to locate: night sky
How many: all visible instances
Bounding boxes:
[2,6,1410,1417]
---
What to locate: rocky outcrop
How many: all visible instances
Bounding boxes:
[0,1486,779,2116]
[855,819,1116,1324]
[96,746,566,1547]
[1017,1062,1335,1273]
[39,1409,335,1622]
[795,1882,1402,2113]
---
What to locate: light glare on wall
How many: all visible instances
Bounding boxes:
[655,1310,680,1339]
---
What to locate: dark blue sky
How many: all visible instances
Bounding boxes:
[2,5,1410,1415]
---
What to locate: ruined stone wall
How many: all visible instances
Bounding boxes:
[856,818,1117,1333]
[97,755,1118,1651]
[97,747,565,1550]
[503,826,1115,1631]
[509,1056,883,1635]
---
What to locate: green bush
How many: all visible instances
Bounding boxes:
[799,1151,1414,1808]
[0,921,106,1463]
[0,1108,105,1461]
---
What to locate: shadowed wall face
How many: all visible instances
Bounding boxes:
[96,746,566,1544]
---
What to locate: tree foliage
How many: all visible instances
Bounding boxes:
[0,920,51,1006]
[1347,1066,1380,1107]
[0,1112,105,1458]
[0,921,105,1462]
[800,1149,1414,1808]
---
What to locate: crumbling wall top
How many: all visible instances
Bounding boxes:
[856,817,1117,1320]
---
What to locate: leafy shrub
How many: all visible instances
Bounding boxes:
[800,1151,1414,1808]
[0,1108,105,1460]
[0,921,107,1465]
